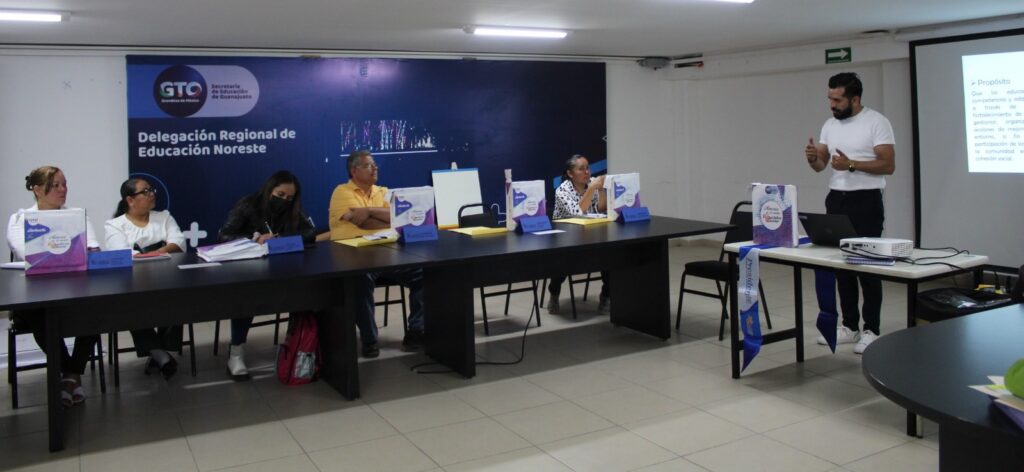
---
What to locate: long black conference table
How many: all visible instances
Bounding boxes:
[0,215,729,451]
[862,304,1024,470]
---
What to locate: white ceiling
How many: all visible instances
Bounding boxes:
[1,0,1022,58]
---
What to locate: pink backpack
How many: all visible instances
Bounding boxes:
[277,311,321,385]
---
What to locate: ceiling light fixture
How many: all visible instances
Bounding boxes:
[712,0,755,3]
[465,26,568,39]
[0,9,68,22]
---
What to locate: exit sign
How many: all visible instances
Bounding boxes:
[826,47,852,64]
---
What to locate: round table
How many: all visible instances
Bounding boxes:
[862,303,1024,470]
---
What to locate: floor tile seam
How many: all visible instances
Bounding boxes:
[534,425,682,468]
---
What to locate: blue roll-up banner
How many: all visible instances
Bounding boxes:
[814,270,839,353]
[126,56,607,248]
[738,244,772,371]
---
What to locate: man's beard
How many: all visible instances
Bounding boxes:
[832,106,853,120]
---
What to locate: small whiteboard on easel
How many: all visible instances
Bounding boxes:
[432,168,483,228]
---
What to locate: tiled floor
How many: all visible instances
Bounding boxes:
[0,244,959,471]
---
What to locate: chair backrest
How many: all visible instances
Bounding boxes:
[458,203,498,228]
[717,201,753,261]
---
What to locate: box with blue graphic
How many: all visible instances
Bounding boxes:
[605,173,644,222]
[751,183,799,247]
[23,208,89,275]
[390,186,437,241]
[505,180,547,232]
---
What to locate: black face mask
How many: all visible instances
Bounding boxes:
[268,195,291,215]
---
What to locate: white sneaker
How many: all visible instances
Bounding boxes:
[854,330,878,354]
[226,343,251,380]
[817,326,860,345]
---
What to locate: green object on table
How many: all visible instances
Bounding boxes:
[1006,358,1024,398]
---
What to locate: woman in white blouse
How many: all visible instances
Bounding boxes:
[547,154,611,315]
[6,165,102,407]
[105,177,186,379]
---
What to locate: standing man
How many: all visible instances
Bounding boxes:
[804,72,895,354]
[329,150,426,357]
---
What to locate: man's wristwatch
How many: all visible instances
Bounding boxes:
[848,161,856,172]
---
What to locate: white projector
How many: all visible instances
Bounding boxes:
[839,237,914,258]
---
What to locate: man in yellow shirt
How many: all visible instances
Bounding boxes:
[329,150,425,357]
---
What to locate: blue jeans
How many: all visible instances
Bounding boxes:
[356,268,425,345]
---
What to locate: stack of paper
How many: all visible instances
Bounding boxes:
[969,375,1024,430]
[196,238,268,262]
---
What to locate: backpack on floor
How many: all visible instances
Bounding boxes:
[277,311,321,385]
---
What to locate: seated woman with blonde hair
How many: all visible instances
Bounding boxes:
[6,165,102,406]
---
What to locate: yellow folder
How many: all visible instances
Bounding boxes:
[335,235,399,247]
[449,226,509,236]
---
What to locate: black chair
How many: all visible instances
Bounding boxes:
[8,316,106,409]
[675,200,773,340]
[212,314,287,357]
[457,204,542,335]
[107,325,197,387]
[539,272,602,320]
[374,277,408,333]
[211,285,406,355]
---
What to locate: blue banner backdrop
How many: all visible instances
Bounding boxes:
[127,55,607,246]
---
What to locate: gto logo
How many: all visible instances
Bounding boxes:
[159,81,203,98]
[153,65,207,117]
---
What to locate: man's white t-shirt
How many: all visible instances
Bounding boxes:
[819,107,895,191]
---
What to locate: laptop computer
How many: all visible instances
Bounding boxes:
[798,212,859,247]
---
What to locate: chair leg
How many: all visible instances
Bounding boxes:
[382,286,391,327]
[583,273,592,301]
[676,271,687,330]
[479,287,490,335]
[96,338,106,394]
[112,332,120,388]
[9,328,18,409]
[400,286,408,334]
[212,319,221,356]
[568,278,578,320]
[107,332,114,366]
[503,283,513,316]
[758,281,773,330]
[531,280,542,327]
[273,313,282,345]
[188,323,197,377]
[718,282,730,341]
[539,279,547,306]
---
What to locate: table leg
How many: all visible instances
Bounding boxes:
[45,310,64,452]
[729,252,741,379]
[905,282,920,437]
[318,276,360,400]
[423,264,476,378]
[609,241,670,340]
[793,267,804,363]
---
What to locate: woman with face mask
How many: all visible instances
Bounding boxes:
[216,170,316,379]
[105,177,186,378]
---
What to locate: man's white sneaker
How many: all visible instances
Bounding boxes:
[817,326,860,345]
[854,330,878,354]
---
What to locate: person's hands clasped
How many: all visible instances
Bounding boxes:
[591,175,606,190]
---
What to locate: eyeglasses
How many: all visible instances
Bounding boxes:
[356,163,379,170]
[132,187,157,196]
